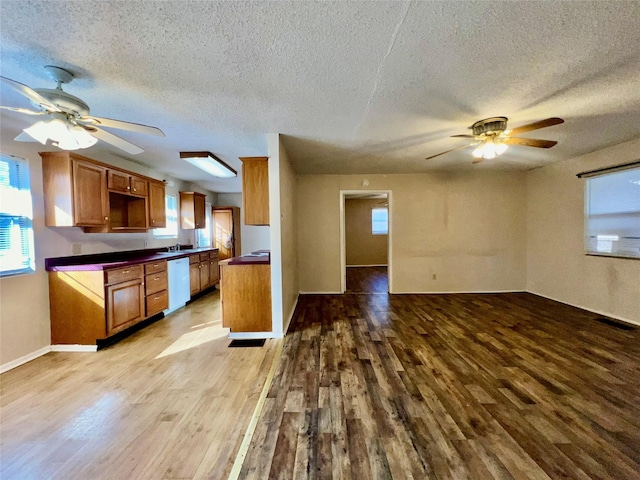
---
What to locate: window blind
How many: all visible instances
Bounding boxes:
[0,155,35,276]
[584,166,640,259]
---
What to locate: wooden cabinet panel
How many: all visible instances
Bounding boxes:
[105,264,144,285]
[130,176,148,196]
[189,260,201,295]
[106,278,145,336]
[212,207,241,260]
[146,290,168,317]
[199,259,210,290]
[180,192,206,229]
[145,271,168,295]
[240,157,269,226]
[148,181,166,228]
[209,253,219,284]
[144,260,167,275]
[220,263,271,332]
[72,160,109,226]
[107,170,131,193]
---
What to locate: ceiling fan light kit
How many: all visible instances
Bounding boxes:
[1,66,165,155]
[180,151,237,178]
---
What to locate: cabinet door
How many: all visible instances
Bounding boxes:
[130,176,148,196]
[240,157,269,225]
[148,182,166,228]
[189,261,201,295]
[209,255,219,284]
[199,260,210,290]
[106,278,145,336]
[194,194,206,229]
[107,170,131,193]
[72,160,108,226]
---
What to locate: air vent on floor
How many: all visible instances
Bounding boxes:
[595,317,635,330]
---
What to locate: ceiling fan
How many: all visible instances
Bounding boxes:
[426,116,564,163]
[0,66,165,155]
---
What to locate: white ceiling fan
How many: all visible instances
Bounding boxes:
[0,66,165,154]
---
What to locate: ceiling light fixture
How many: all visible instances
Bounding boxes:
[472,139,508,160]
[23,114,97,150]
[180,151,237,178]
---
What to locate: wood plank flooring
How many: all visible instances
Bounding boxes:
[0,291,279,480]
[346,266,388,293]
[239,292,640,479]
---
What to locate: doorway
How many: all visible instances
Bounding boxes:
[340,191,392,293]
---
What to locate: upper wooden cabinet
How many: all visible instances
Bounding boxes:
[42,152,109,227]
[148,181,166,228]
[240,157,269,225]
[180,191,206,229]
[107,170,148,196]
[41,151,165,233]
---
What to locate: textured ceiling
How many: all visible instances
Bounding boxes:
[1,1,639,192]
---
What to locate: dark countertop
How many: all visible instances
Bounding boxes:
[46,247,218,272]
[220,251,270,266]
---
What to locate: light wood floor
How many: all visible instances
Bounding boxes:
[240,292,640,479]
[0,291,279,480]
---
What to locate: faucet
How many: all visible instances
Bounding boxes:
[167,242,181,252]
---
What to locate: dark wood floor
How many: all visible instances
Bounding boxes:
[240,292,640,479]
[346,266,388,293]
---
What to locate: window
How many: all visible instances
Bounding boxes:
[372,207,388,235]
[584,166,640,259]
[0,155,35,277]
[196,203,212,247]
[153,195,178,238]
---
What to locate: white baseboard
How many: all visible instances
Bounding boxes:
[282,294,299,335]
[229,332,284,340]
[346,264,387,267]
[0,346,51,374]
[51,345,98,352]
[526,290,640,327]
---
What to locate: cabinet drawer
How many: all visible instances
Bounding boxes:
[146,290,168,316]
[210,251,219,260]
[105,264,143,285]
[145,271,168,295]
[200,252,210,262]
[145,260,167,275]
[189,254,199,264]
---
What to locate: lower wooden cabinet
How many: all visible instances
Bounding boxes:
[220,262,271,332]
[189,250,218,295]
[106,277,145,336]
[209,251,220,284]
[144,260,168,316]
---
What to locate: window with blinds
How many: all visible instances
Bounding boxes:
[196,203,212,247]
[0,155,35,277]
[584,166,640,259]
[372,207,388,235]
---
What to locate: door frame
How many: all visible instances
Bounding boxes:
[339,190,393,294]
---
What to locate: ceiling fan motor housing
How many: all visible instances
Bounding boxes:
[32,88,90,117]
[471,117,508,137]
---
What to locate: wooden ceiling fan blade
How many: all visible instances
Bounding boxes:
[0,76,61,112]
[451,134,476,138]
[87,126,144,155]
[472,156,484,164]
[425,144,469,160]
[504,137,557,148]
[0,105,46,116]
[78,115,165,137]
[508,117,564,136]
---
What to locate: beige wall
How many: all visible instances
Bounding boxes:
[0,141,216,367]
[298,171,527,293]
[345,198,388,266]
[527,138,640,324]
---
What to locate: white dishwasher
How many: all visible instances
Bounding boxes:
[166,257,191,314]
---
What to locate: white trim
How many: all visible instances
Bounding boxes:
[229,332,284,340]
[229,340,284,480]
[340,190,393,294]
[346,264,388,267]
[0,346,51,374]
[282,294,299,335]
[51,344,98,352]
[526,290,640,327]
[299,291,342,295]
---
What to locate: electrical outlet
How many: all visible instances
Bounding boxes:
[432,273,437,280]
[144,241,149,248]
[72,243,81,255]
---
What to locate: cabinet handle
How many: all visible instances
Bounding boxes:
[104,216,109,221]
[127,185,131,190]
[122,270,130,274]
[153,264,159,267]
[154,277,159,280]
[133,188,137,192]
[154,296,160,300]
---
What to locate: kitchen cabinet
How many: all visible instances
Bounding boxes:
[148,181,167,228]
[105,264,145,336]
[180,191,206,229]
[189,254,201,296]
[220,261,271,332]
[188,250,219,295]
[212,206,241,260]
[199,252,210,290]
[209,250,220,284]
[240,157,269,225]
[41,151,166,233]
[144,260,168,316]
[107,170,148,196]
[42,152,109,227]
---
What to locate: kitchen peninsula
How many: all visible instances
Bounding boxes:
[219,251,271,336]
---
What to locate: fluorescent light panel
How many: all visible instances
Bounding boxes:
[180,151,237,178]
